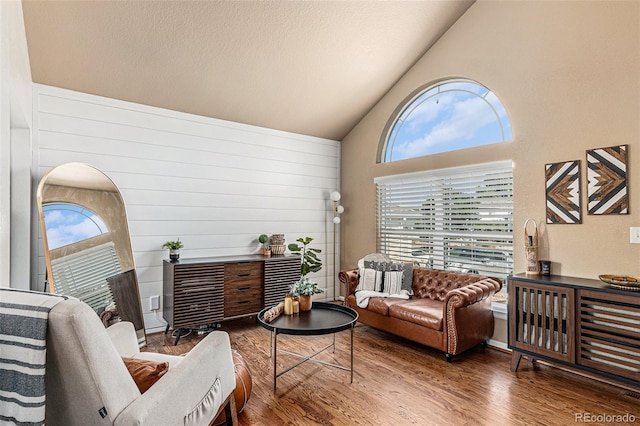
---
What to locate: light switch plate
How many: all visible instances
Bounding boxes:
[630,227,640,244]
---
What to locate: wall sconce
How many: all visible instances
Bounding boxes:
[329,191,344,300]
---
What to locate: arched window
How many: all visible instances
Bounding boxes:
[43,203,109,249]
[382,79,512,162]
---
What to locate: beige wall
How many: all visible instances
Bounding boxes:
[341,1,640,281]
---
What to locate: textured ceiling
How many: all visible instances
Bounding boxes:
[22,1,472,140]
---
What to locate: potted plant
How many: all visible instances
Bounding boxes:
[289,277,324,311]
[162,238,184,262]
[287,237,322,276]
[258,234,270,256]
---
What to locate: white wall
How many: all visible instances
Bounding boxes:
[33,84,340,332]
[0,0,32,289]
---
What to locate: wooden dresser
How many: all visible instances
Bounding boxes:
[508,273,640,390]
[163,255,300,331]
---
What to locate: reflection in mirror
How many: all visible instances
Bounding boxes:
[37,163,146,345]
[42,203,109,249]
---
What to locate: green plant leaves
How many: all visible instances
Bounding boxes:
[288,237,322,277]
[162,238,184,250]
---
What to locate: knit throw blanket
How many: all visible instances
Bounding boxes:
[0,289,70,426]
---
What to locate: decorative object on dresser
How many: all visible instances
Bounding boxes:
[508,273,640,391]
[539,260,551,275]
[269,233,286,255]
[598,274,640,291]
[258,234,270,256]
[524,218,540,275]
[163,254,300,344]
[162,238,184,262]
[339,256,502,361]
[545,160,581,224]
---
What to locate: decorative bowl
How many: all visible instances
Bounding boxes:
[598,274,640,287]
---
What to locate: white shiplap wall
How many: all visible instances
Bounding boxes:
[33,84,340,332]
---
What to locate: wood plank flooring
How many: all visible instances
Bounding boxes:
[145,317,640,425]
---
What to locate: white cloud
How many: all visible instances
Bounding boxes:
[45,215,104,249]
[393,96,500,160]
[402,93,456,134]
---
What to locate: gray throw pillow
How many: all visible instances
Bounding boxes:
[362,260,413,295]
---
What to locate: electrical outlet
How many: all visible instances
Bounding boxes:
[630,227,640,244]
[149,295,160,311]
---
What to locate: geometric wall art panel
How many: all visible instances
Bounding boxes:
[545,160,581,224]
[587,144,628,215]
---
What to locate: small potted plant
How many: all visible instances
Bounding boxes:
[162,238,184,262]
[258,234,270,256]
[290,277,324,311]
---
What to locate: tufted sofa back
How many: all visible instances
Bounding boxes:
[412,268,490,301]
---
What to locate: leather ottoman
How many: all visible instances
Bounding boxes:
[213,349,253,424]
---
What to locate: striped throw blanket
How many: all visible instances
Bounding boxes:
[0,289,71,426]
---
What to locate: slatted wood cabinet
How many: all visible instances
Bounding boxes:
[163,255,300,330]
[508,274,640,390]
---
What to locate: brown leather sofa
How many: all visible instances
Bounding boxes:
[338,267,502,361]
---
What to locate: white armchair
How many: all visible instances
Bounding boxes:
[45,298,237,426]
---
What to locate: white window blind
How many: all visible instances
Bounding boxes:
[375,161,513,280]
[51,242,122,312]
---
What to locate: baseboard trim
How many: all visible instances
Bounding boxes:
[488,339,509,352]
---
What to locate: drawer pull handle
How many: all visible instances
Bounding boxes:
[238,286,251,291]
[237,273,251,277]
[183,287,211,293]
[237,300,250,304]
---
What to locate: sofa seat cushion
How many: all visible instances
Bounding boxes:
[388,299,444,331]
[366,297,410,316]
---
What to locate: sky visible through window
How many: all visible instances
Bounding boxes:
[43,204,108,249]
[385,80,512,162]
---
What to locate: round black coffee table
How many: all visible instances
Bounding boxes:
[258,302,358,390]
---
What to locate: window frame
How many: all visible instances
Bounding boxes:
[378,78,512,163]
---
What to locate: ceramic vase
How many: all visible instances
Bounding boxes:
[298,294,312,311]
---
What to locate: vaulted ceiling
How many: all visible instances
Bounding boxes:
[22,1,473,140]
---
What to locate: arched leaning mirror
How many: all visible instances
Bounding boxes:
[37,162,146,345]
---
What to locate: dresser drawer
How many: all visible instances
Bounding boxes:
[224,261,263,278]
[224,296,262,317]
[224,284,262,299]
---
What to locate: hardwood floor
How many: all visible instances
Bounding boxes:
[146,318,639,425]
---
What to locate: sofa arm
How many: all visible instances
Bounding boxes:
[444,278,502,356]
[444,278,502,308]
[338,268,359,295]
[114,331,236,426]
[106,321,140,358]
